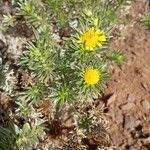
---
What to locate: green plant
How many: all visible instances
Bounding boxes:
[0,123,18,150]
[0,122,44,150]
[16,0,126,109]
[140,14,150,28]
[0,14,15,32]
[79,114,92,130]
[16,122,44,150]
[0,0,129,149]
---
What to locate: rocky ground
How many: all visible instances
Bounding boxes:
[105,1,150,149]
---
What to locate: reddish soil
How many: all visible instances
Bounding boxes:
[105,1,150,149]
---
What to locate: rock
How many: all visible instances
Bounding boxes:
[115,112,124,125]
[141,137,150,146]
[126,94,136,103]
[121,102,135,111]
[124,115,141,131]
[107,93,116,105]
[141,99,150,112]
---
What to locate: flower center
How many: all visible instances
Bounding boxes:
[79,28,106,50]
[84,68,100,85]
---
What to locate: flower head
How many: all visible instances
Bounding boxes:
[78,27,106,51]
[84,68,100,85]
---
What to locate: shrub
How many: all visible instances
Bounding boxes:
[0,0,130,149]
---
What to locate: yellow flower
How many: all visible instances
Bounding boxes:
[84,68,100,85]
[78,27,106,50]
